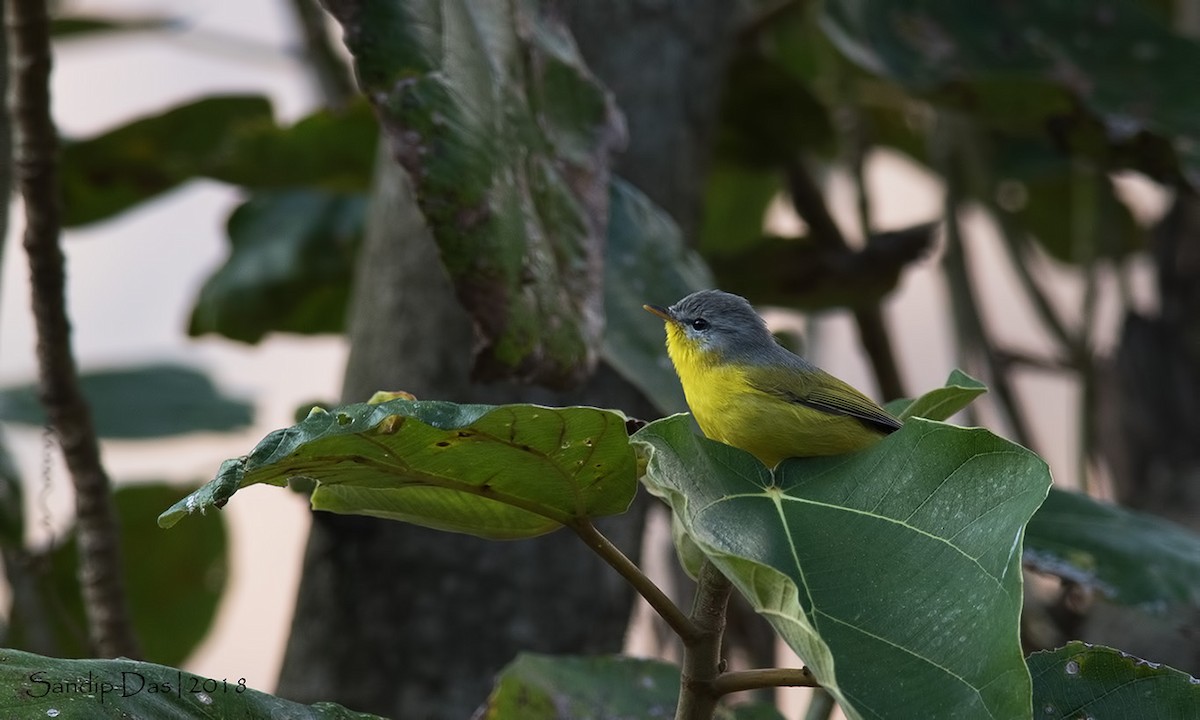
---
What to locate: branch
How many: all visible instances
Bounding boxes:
[570,519,699,643]
[785,159,907,400]
[710,666,819,695]
[937,118,1034,449]
[674,561,733,720]
[9,0,140,658]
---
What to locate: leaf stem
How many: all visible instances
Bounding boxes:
[710,666,819,695]
[9,0,140,658]
[569,519,699,642]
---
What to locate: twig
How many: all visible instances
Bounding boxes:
[785,159,907,400]
[570,519,699,643]
[937,118,1034,449]
[9,0,140,658]
[287,0,356,106]
[674,561,733,720]
[710,666,819,695]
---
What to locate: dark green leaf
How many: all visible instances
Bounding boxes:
[715,50,834,169]
[821,0,1200,181]
[326,0,625,388]
[60,96,273,226]
[712,222,936,309]
[635,415,1051,720]
[189,190,366,343]
[482,653,783,720]
[886,368,987,420]
[1025,488,1200,611]
[8,484,227,666]
[986,137,1143,263]
[0,364,252,439]
[699,163,780,258]
[0,648,382,719]
[602,179,713,415]
[1028,641,1200,719]
[207,100,378,191]
[160,399,638,540]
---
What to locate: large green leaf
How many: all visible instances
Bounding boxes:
[482,653,784,720]
[821,0,1200,183]
[160,399,637,540]
[602,179,713,415]
[0,364,252,439]
[188,190,366,343]
[635,415,1051,720]
[8,484,227,666]
[322,0,625,388]
[60,96,273,226]
[1028,642,1200,719]
[0,648,382,719]
[1025,488,1200,612]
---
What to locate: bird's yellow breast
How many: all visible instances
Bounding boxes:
[664,324,886,467]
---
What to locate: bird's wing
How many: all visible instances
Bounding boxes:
[800,386,903,434]
[749,368,902,435]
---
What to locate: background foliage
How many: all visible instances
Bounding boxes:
[3,0,1200,718]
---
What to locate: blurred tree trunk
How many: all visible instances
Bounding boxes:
[1086,193,1200,676]
[276,4,739,717]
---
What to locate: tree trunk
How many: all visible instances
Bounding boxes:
[1084,192,1200,676]
[276,4,740,716]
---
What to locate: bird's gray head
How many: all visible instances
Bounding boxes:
[656,290,777,361]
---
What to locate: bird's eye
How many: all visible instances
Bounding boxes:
[691,318,709,331]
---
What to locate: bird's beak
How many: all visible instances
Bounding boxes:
[643,304,673,322]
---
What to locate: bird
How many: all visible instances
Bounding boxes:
[644,289,901,467]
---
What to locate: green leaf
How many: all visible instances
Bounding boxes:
[325,0,625,388]
[188,190,366,343]
[482,653,783,720]
[698,163,780,258]
[0,364,253,439]
[711,222,937,309]
[635,415,1051,720]
[0,648,382,719]
[602,179,713,415]
[714,49,834,169]
[1028,641,1200,719]
[820,0,1200,181]
[160,399,638,540]
[886,369,987,420]
[986,138,1143,264]
[1024,488,1200,612]
[60,96,273,226]
[207,100,378,191]
[8,484,227,666]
